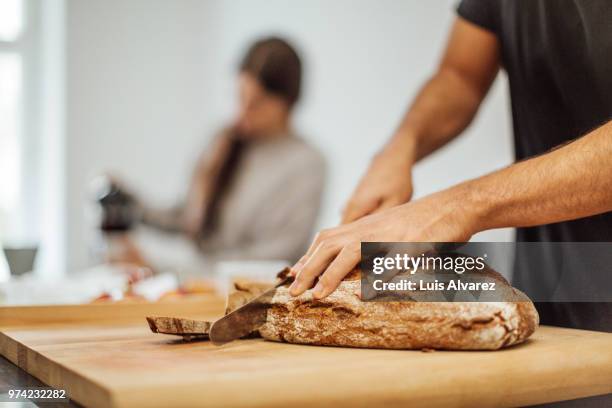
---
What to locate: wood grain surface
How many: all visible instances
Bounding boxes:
[0,294,225,328]
[1,313,612,408]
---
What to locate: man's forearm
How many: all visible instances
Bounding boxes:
[455,121,612,232]
[386,68,488,163]
[341,19,500,223]
[382,19,500,165]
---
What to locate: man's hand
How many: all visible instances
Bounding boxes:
[290,187,479,299]
[293,121,612,300]
[342,19,499,225]
[341,147,415,224]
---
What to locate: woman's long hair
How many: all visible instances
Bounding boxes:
[201,37,302,234]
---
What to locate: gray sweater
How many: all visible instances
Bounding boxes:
[141,134,326,269]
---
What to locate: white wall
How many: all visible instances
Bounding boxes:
[65,0,212,270]
[64,0,514,271]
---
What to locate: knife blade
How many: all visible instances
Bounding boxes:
[209,275,294,345]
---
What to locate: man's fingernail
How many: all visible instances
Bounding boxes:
[313,282,324,298]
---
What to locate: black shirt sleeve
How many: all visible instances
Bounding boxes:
[456,0,500,34]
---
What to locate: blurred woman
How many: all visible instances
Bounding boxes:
[108,37,326,276]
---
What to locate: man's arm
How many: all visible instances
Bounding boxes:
[342,17,500,223]
[289,121,612,299]
[392,16,500,160]
[465,120,612,231]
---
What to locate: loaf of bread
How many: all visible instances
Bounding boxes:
[258,270,539,350]
[149,268,538,350]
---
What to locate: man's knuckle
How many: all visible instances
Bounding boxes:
[320,273,339,289]
[319,239,338,252]
[321,227,336,237]
[314,230,327,242]
[317,275,330,287]
[297,265,315,279]
[347,242,361,254]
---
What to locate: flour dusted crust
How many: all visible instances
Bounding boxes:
[259,273,539,350]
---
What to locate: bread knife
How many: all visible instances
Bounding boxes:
[209,275,294,345]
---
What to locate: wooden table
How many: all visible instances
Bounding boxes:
[1,300,611,408]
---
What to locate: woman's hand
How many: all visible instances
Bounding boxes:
[341,147,415,224]
[289,187,481,299]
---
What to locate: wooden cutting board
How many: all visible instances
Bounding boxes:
[1,314,612,408]
[0,294,225,328]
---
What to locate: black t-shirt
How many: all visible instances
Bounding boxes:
[457,0,612,331]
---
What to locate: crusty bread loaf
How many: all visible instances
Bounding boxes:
[148,268,539,350]
[259,272,539,350]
